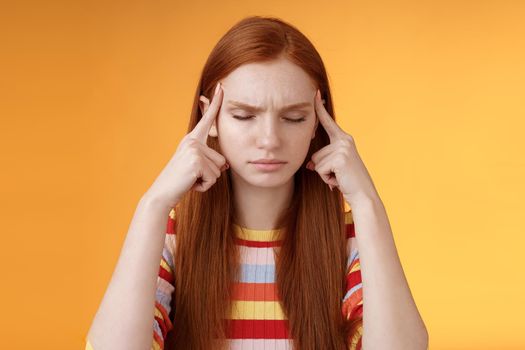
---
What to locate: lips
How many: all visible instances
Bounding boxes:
[251,159,286,164]
[251,162,286,172]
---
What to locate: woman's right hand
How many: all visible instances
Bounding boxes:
[143,82,228,208]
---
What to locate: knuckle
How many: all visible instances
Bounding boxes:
[193,149,205,159]
[189,138,200,146]
[190,158,200,169]
[339,138,351,147]
[183,138,194,148]
[334,157,344,168]
[189,151,199,161]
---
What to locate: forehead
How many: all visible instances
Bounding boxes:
[220,59,316,105]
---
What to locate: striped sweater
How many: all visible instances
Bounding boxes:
[85,209,363,350]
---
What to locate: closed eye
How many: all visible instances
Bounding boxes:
[232,115,306,123]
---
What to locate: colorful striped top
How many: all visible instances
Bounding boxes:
[85,208,363,350]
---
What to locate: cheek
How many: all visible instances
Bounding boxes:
[292,137,312,156]
[217,118,243,155]
[292,129,315,158]
[294,123,315,144]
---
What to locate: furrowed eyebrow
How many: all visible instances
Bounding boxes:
[227,100,311,112]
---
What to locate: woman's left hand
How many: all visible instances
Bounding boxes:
[306,89,379,204]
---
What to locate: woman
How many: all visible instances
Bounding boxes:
[86,16,428,350]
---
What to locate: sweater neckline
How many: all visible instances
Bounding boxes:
[232,223,284,242]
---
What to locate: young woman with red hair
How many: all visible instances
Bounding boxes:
[86,16,428,350]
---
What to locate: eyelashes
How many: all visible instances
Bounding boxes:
[232,115,306,123]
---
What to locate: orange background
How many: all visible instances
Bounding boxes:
[1,1,524,349]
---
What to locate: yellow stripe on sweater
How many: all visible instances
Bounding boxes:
[349,260,361,274]
[160,258,172,274]
[345,210,354,225]
[229,300,287,320]
[152,339,162,350]
[348,320,363,350]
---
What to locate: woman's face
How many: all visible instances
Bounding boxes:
[201,57,319,188]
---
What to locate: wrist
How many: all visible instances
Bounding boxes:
[345,190,380,207]
[139,193,177,212]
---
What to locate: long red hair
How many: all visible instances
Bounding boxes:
[165,15,361,350]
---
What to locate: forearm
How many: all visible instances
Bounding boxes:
[86,196,174,350]
[348,194,428,350]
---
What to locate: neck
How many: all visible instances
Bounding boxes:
[231,172,294,230]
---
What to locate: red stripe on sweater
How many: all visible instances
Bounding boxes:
[346,223,355,238]
[350,303,363,320]
[225,319,290,339]
[234,238,283,248]
[158,264,174,284]
[155,315,168,339]
[152,329,165,349]
[166,215,176,235]
[346,266,362,289]
[155,300,174,332]
[231,282,279,301]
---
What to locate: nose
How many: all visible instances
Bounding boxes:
[255,117,282,149]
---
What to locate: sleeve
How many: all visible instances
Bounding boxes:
[152,207,177,350]
[342,210,363,350]
[84,208,177,350]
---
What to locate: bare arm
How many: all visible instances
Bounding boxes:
[85,81,227,350]
[86,195,174,350]
[348,194,429,350]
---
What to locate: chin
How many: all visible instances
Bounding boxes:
[243,172,294,188]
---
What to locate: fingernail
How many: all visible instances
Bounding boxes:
[214,82,221,95]
[329,184,334,191]
[316,89,320,100]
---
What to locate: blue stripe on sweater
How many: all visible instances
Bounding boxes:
[239,263,276,283]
